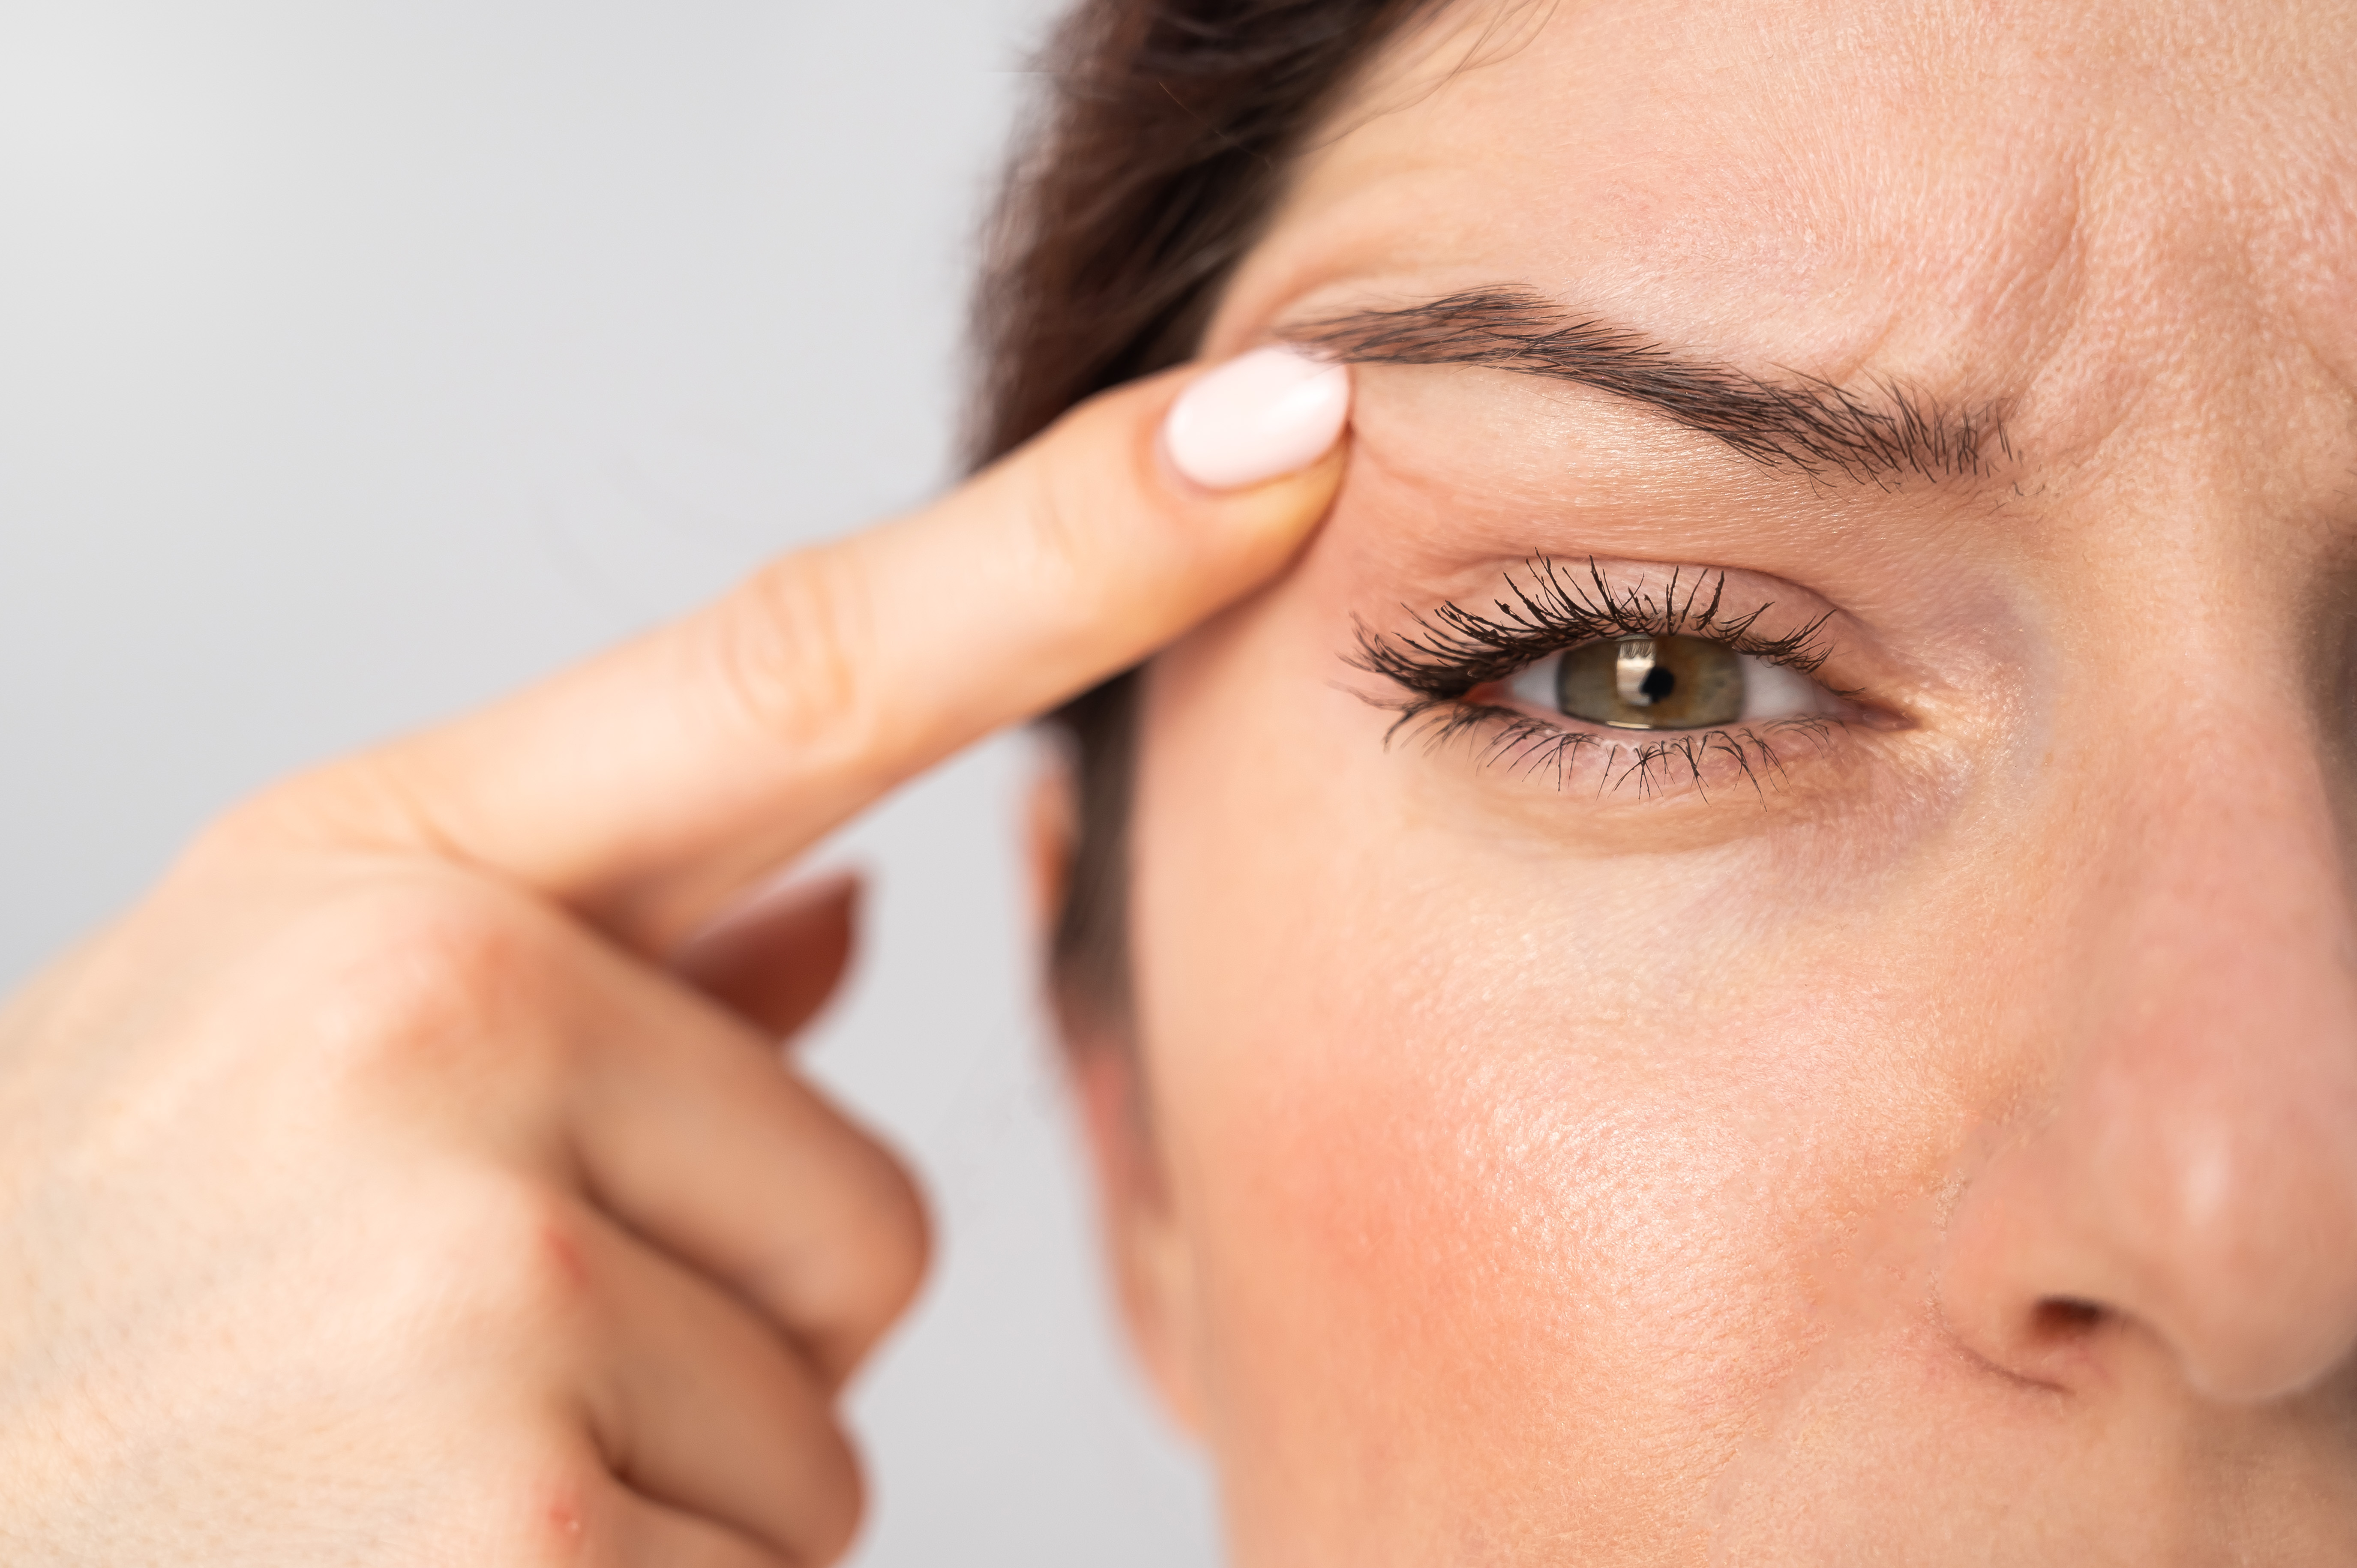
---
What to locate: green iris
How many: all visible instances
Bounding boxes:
[1556,635,1746,730]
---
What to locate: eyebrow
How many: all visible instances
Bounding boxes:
[1281,286,2011,486]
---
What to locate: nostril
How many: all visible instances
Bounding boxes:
[2030,1297,2108,1342]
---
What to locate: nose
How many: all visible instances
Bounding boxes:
[1937,709,2357,1403]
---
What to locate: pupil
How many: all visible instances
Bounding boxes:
[1564,634,1743,730]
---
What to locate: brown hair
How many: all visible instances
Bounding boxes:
[970,0,1437,1026]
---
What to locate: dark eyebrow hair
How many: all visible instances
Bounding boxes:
[1280,285,2012,486]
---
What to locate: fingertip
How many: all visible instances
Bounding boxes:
[672,867,865,1039]
[1210,435,1349,553]
[1161,345,1353,492]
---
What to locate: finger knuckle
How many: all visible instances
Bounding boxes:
[366,1177,604,1368]
[291,881,568,1094]
[474,1183,601,1328]
[797,1424,869,1566]
[860,1152,933,1325]
[792,1141,933,1360]
[477,1449,611,1568]
[448,1180,604,1336]
[702,546,883,765]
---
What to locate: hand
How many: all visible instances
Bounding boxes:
[0,351,1347,1566]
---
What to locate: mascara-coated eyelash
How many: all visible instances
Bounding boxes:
[1349,557,1848,799]
[1353,557,1833,700]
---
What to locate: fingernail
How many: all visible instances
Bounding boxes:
[1162,345,1352,492]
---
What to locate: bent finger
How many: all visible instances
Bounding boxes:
[671,869,861,1040]
[575,1213,864,1568]
[557,933,930,1382]
[610,1499,794,1568]
[277,349,1349,950]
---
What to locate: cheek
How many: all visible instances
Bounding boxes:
[1127,597,1986,1553]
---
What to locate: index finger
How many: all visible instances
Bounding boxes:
[269,348,1349,951]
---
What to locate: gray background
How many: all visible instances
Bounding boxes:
[0,3,1220,1563]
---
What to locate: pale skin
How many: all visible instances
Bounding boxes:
[0,372,1341,1562]
[5,0,2357,1565]
[1079,0,2357,1562]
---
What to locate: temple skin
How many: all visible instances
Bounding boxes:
[1063,0,2357,1561]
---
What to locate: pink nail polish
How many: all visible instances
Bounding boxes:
[1162,345,1352,491]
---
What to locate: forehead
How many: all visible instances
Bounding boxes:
[1215,0,2357,467]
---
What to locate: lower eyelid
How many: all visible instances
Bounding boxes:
[1448,651,1861,803]
[1443,703,1849,806]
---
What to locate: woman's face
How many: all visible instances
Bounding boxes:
[1092,0,2357,1559]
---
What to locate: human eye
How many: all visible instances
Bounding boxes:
[1349,557,1867,800]
[1500,633,1841,731]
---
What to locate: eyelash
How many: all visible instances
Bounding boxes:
[1348,557,1846,800]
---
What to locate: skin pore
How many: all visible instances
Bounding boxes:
[1072,0,2357,1561]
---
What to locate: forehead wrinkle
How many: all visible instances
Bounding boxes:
[1208,0,2357,510]
[1280,286,2016,488]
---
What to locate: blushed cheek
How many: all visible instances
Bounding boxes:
[1146,908,1843,1554]
[1129,723,1847,1551]
[1127,591,1991,1557]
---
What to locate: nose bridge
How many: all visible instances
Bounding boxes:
[2086,686,2351,1053]
[1943,642,2357,1403]
[2080,707,2357,1246]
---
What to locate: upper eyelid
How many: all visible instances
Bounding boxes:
[1349,556,1840,703]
